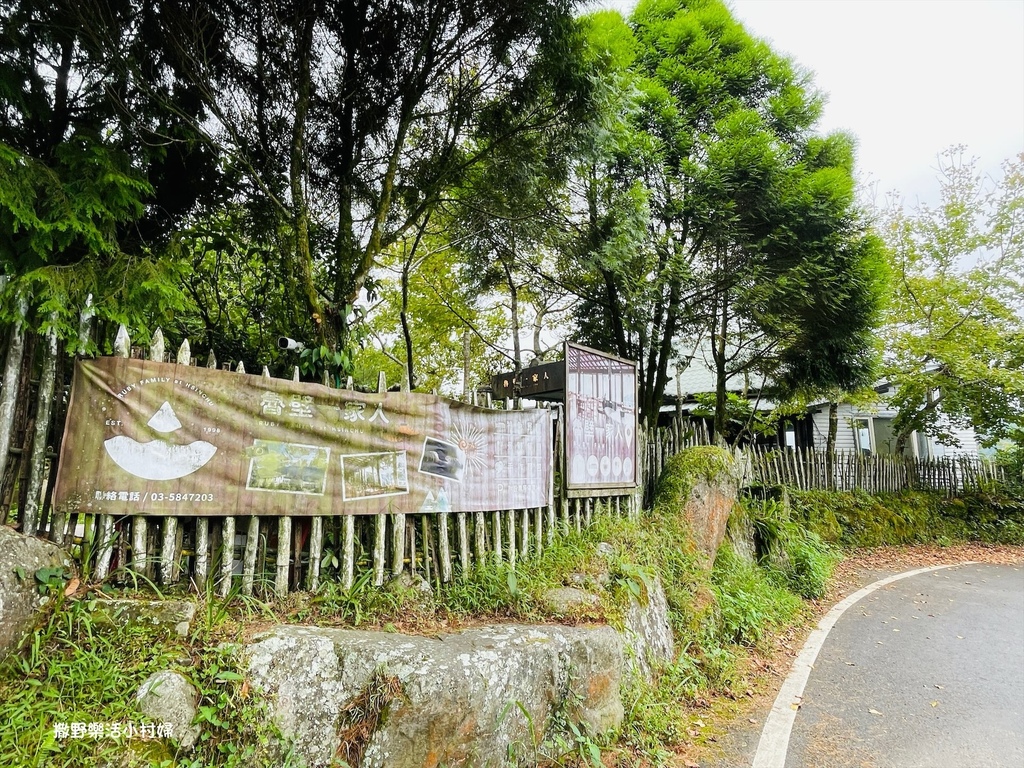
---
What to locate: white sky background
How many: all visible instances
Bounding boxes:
[590,0,1024,207]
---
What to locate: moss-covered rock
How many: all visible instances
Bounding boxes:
[652,447,743,568]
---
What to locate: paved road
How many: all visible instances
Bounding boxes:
[784,563,1024,768]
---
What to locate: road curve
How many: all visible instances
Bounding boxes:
[752,563,1024,768]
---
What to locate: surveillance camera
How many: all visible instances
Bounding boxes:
[278,337,305,351]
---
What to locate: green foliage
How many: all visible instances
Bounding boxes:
[692,392,781,443]
[0,594,182,767]
[878,149,1024,451]
[567,1,885,425]
[789,487,1024,547]
[996,430,1024,494]
[32,566,71,596]
[299,343,353,386]
[0,2,217,345]
[710,543,803,647]
[0,588,298,768]
[177,644,297,768]
[739,498,838,600]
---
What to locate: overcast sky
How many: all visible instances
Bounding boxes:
[591,0,1024,206]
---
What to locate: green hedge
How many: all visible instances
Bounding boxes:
[788,488,1024,547]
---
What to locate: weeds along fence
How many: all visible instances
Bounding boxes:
[2,318,638,599]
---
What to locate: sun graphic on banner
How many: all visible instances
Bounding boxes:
[450,419,488,476]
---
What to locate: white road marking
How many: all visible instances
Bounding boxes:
[750,562,972,768]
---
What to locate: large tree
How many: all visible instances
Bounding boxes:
[80,0,592,351]
[561,1,884,427]
[880,148,1024,452]
[0,0,217,341]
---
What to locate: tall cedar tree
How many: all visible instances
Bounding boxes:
[564,1,885,427]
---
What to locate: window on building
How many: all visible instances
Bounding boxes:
[853,418,872,454]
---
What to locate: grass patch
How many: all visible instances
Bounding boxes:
[0,586,297,768]
[0,446,860,767]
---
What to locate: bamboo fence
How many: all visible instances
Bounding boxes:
[2,315,636,598]
[0,304,1008,597]
[746,446,1004,495]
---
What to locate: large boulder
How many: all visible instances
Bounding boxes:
[683,477,740,567]
[0,525,74,656]
[244,623,625,768]
[655,448,743,569]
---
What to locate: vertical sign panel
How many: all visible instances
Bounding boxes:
[565,343,637,492]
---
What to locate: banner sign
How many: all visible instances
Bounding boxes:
[54,357,552,517]
[565,343,637,491]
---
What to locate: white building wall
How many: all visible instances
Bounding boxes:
[809,405,859,452]
[807,400,981,458]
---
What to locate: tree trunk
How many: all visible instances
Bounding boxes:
[532,303,547,362]
[827,401,839,454]
[502,257,522,376]
[826,402,838,489]
[712,291,730,443]
[401,257,415,391]
[462,328,471,400]
[21,324,58,536]
[288,6,324,342]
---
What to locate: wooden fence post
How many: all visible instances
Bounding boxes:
[92,325,131,582]
[21,320,58,536]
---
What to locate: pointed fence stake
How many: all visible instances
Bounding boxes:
[342,515,355,590]
[307,516,323,591]
[194,519,209,587]
[149,328,165,363]
[113,325,131,358]
[22,323,58,536]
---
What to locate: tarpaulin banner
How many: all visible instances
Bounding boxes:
[53,357,553,517]
[565,343,638,491]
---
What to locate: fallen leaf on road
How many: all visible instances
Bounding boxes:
[931,701,939,707]
[869,709,883,716]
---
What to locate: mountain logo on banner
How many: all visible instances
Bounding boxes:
[417,487,452,514]
[104,402,217,481]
